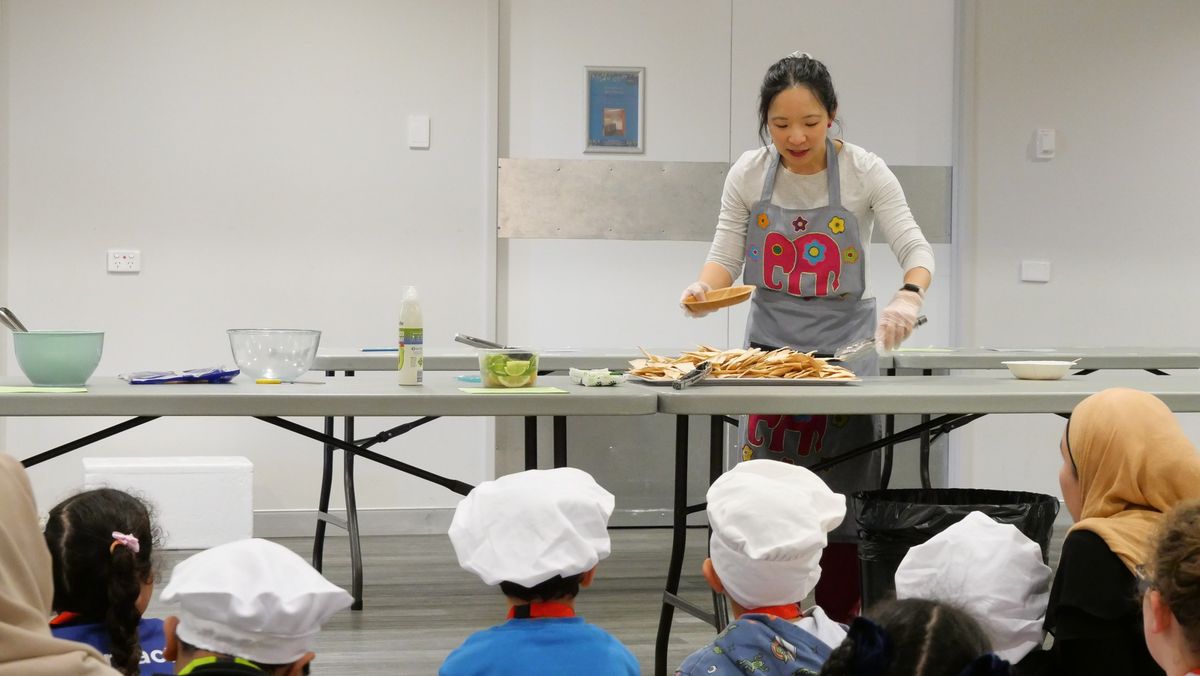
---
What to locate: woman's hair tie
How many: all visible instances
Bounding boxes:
[847,617,893,675]
[955,653,1013,676]
[110,531,140,554]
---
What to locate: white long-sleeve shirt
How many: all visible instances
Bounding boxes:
[706,142,935,300]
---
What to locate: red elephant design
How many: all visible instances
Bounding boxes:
[747,414,829,457]
[762,231,842,297]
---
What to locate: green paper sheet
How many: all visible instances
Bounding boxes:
[0,386,88,393]
[459,387,568,394]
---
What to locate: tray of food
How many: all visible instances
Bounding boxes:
[627,346,859,386]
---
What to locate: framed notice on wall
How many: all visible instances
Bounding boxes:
[585,66,644,153]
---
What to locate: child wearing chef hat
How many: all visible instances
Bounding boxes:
[156,538,353,675]
[676,459,848,675]
[440,467,639,676]
[893,510,1052,663]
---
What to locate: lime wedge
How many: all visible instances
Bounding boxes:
[504,360,531,376]
[498,374,532,387]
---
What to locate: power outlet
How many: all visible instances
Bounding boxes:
[107,249,141,273]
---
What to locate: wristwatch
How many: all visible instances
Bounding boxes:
[901,283,925,297]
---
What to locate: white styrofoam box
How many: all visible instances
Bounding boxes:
[83,456,253,550]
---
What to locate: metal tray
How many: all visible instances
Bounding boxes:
[628,375,860,386]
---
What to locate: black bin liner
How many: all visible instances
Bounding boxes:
[854,488,1060,611]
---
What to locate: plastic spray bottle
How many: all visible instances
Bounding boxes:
[398,286,423,385]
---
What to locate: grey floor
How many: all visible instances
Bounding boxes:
[146,524,1068,676]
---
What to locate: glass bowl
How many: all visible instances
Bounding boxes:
[227,329,321,382]
[478,349,539,388]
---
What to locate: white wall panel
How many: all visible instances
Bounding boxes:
[4,0,494,512]
[958,0,1200,492]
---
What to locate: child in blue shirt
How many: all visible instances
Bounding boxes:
[440,468,639,676]
[677,460,849,675]
[44,488,170,676]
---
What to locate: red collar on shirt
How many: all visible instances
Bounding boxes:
[741,603,802,620]
[50,611,84,627]
[507,602,576,620]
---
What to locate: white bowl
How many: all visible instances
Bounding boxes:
[228,329,321,381]
[1002,360,1075,380]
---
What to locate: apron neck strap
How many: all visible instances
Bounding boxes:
[825,137,842,206]
[760,138,843,206]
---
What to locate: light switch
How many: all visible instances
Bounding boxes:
[1020,260,1051,283]
[408,114,430,149]
[1035,128,1055,159]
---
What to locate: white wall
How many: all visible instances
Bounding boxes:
[957,0,1200,495]
[504,0,956,351]
[4,0,496,519]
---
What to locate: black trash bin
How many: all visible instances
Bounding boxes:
[854,488,1060,611]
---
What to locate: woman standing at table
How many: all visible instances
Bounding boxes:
[680,52,934,621]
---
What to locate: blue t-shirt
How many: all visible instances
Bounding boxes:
[676,614,831,675]
[50,616,171,675]
[440,617,639,676]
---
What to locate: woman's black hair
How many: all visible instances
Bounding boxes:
[44,488,158,676]
[820,598,1001,676]
[498,573,584,602]
[758,53,839,145]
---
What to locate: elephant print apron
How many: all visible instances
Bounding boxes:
[739,139,880,542]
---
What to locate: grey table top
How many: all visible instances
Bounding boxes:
[317,346,1200,374]
[650,372,1200,415]
[312,348,693,373]
[889,346,1200,370]
[0,374,658,417]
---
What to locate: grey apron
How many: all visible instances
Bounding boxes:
[739,139,880,542]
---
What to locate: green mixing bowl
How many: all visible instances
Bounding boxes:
[13,330,105,387]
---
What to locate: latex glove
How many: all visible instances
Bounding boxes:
[679,281,713,318]
[875,289,923,352]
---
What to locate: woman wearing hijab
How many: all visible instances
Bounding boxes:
[1023,388,1200,675]
[0,454,119,676]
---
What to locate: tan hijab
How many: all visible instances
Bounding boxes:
[1066,388,1200,572]
[0,454,120,675]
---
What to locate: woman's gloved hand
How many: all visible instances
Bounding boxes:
[679,281,713,317]
[875,288,923,351]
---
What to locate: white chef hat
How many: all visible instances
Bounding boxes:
[160,538,353,665]
[894,511,1052,662]
[448,468,615,588]
[708,460,846,608]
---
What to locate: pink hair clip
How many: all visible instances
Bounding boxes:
[109,531,141,554]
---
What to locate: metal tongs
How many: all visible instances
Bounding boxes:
[0,307,28,332]
[673,360,713,390]
[454,333,534,360]
[454,333,511,350]
[832,315,928,362]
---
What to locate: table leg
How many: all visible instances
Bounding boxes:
[920,369,933,489]
[882,366,896,488]
[344,415,363,610]
[710,415,729,632]
[524,417,537,470]
[655,415,690,676]
[553,416,567,468]
[312,412,335,573]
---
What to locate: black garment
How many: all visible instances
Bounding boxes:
[1017,529,1163,676]
[154,659,264,675]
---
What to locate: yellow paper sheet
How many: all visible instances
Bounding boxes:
[0,386,88,393]
[459,387,568,394]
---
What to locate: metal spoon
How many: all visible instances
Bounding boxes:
[0,307,28,332]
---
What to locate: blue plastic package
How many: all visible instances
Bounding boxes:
[121,367,241,384]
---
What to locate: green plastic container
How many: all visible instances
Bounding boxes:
[13,330,104,387]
